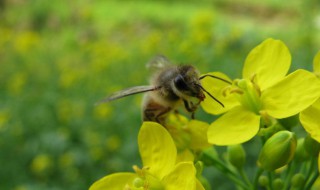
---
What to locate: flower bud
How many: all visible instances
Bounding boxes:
[258,131,297,171]
[304,135,320,157]
[258,175,269,187]
[133,177,144,188]
[195,161,211,189]
[272,178,284,190]
[200,147,219,166]
[172,131,191,150]
[291,173,305,188]
[195,161,204,177]
[227,144,246,170]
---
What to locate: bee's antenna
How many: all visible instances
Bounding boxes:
[195,84,224,107]
[199,74,232,85]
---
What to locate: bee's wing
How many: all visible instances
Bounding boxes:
[146,55,172,70]
[95,85,160,105]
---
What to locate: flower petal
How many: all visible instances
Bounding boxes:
[243,38,291,91]
[138,122,177,179]
[89,173,136,190]
[162,162,196,190]
[300,98,320,142]
[177,149,195,162]
[207,106,260,145]
[314,51,320,75]
[261,69,320,118]
[188,120,211,150]
[196,179,205,190]
[200,72,238,115]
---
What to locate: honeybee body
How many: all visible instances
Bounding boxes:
[96,55,227,125]
[142,65,204,124]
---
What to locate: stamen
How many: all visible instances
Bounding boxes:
[133,165,144,176]
[230,88,244,94]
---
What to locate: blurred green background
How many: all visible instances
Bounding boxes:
[0,0,319,189]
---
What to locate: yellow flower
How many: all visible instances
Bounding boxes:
[30,154,53,176]
[202,39,320,145]
[165,114,211,162]
[300,51,320,143]
[313,51,320,77]
[90,122,204,190]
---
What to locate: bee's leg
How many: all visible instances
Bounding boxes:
[183,100,192,112]
[183,100,199,112]
[154,107,171,124]
[191,111,195,119]
[142,95,162,122]
[173,109,181,119]
[183,100,198,119]
[143,107,157,121]
[143,105,171,125]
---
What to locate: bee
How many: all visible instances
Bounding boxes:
[96,55,231,125]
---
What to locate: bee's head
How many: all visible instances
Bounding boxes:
[173,65,205,100]
[173,65,230,107]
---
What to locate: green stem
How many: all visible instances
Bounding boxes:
[226,172,249,190]
[283,161,297,190]
[201,150,238,177]
[300,161,308,175]
[201,151,249,189]
[304,157,319,190]
[305,170,319,190]
[302,159,313,187]
[239,168,252,188]
[268,171,274,190]
[253,168,264,189]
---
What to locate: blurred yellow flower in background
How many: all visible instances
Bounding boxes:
[13,31,40,54]
[30,154,53,176]
[0,110,10,131]
[165,114,211,162]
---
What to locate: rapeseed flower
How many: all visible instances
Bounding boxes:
[90,122,204,190]
[201,39,320,145]
[300,51,320,142]
[165,114,211,162]
[299,51,320,172]
[30,154,53,176]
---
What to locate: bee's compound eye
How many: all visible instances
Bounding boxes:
[174,75,188,90]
